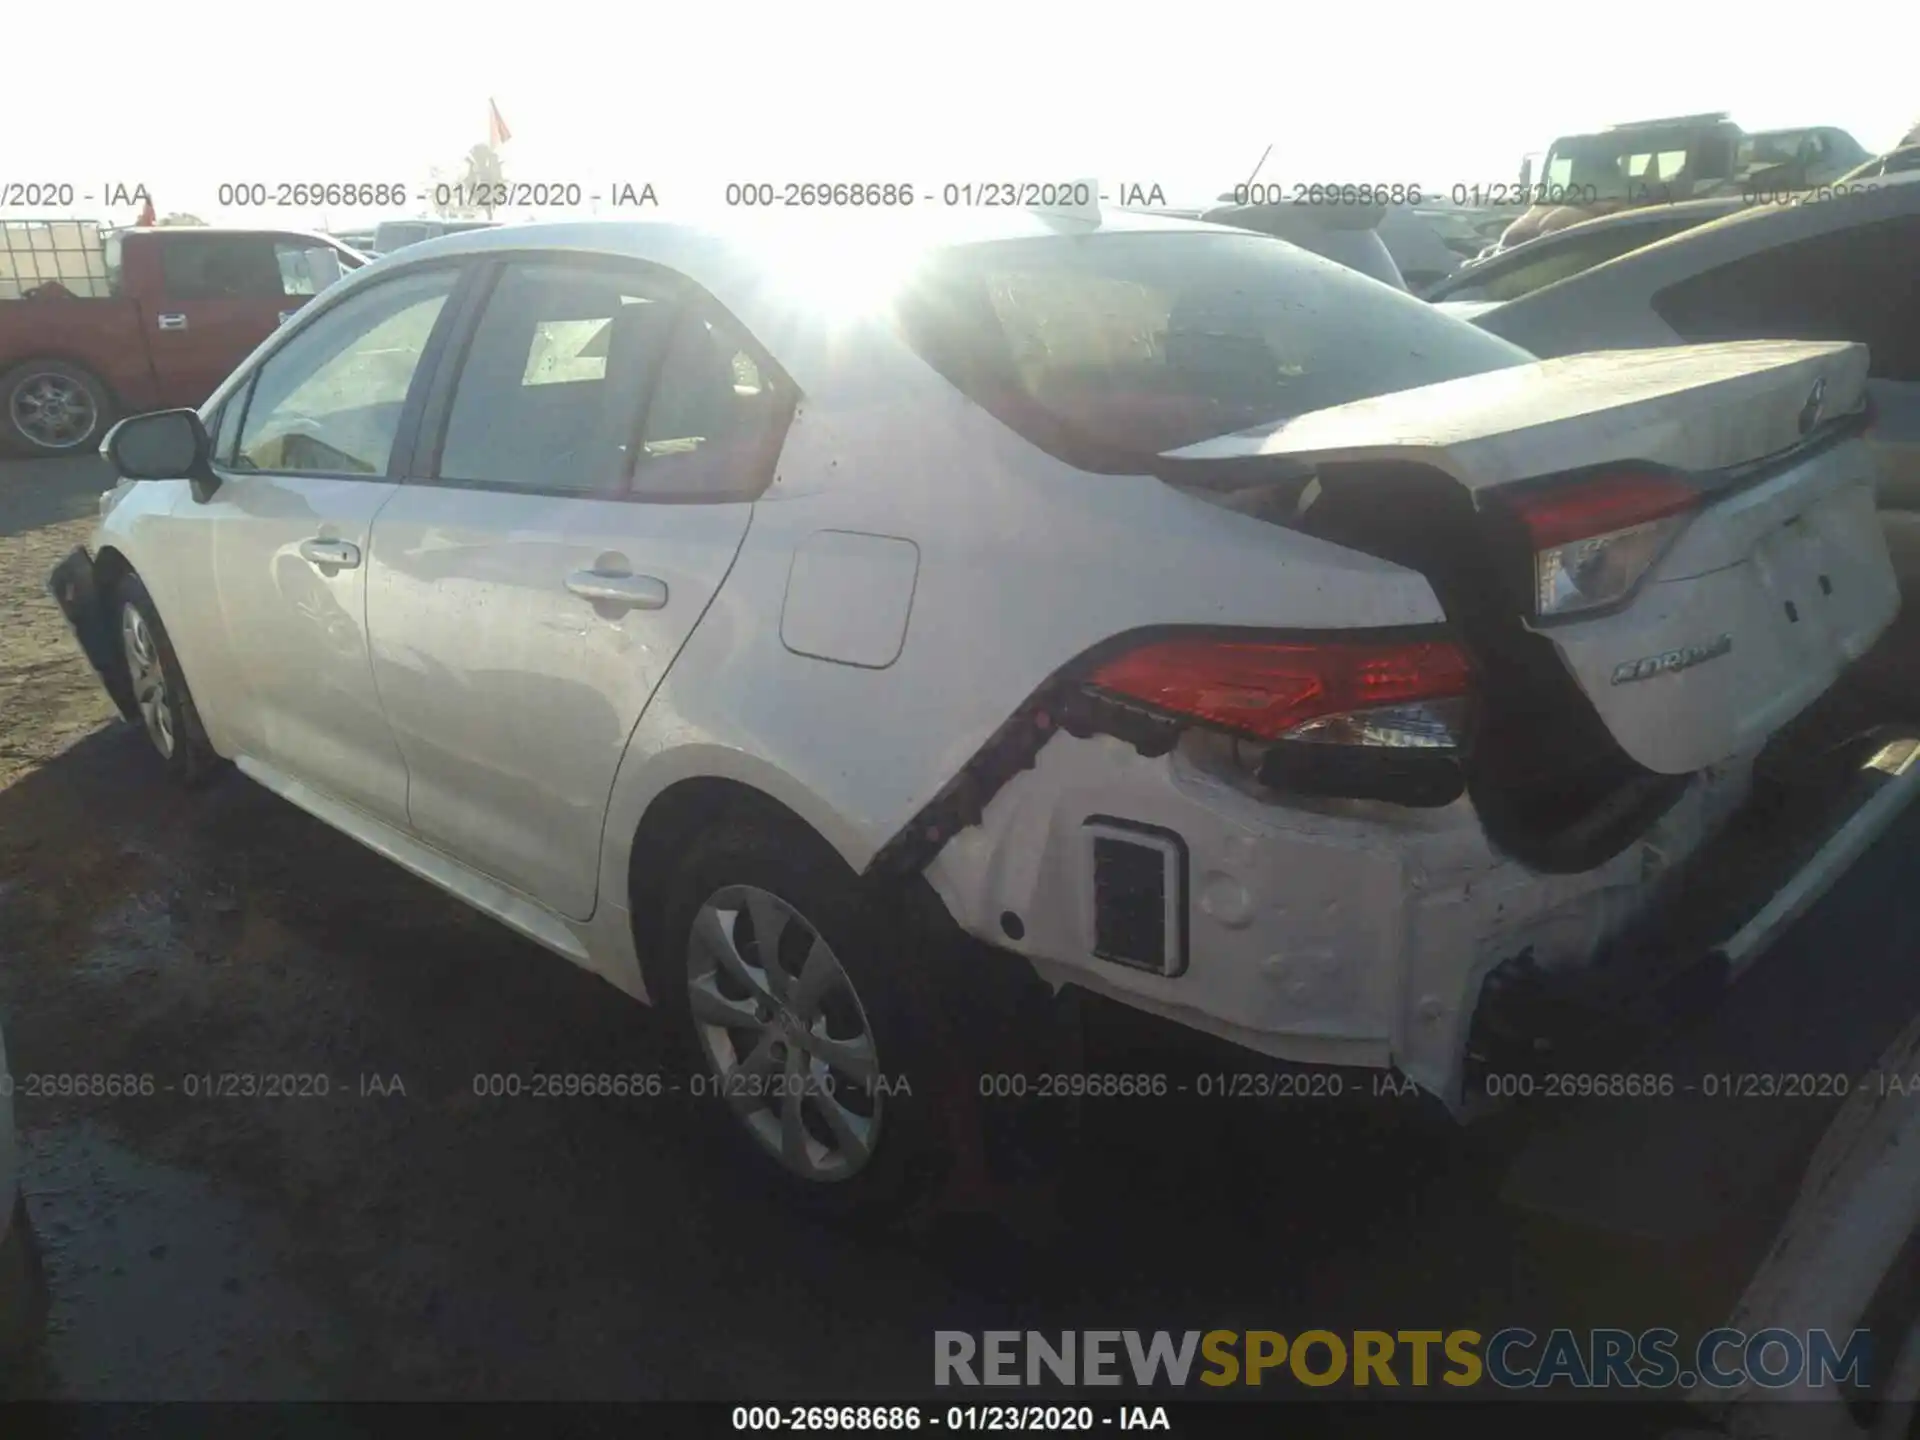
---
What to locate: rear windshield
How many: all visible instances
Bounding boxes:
[1542,130,1735,199]
[894,229,1530,468]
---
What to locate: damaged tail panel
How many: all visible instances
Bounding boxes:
[874,340,1901,1113]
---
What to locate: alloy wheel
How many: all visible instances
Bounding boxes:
[120,604,175,759]
[9,372,97,450]
[685,884,883,1183]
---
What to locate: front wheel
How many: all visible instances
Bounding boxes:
[114,574,222,786]
[0,359,114,457]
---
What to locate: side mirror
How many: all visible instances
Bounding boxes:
[102,408,221,503]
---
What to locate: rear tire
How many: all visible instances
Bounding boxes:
[653,815,950,1221]
[113,574,222,787]
[0,359,114,457]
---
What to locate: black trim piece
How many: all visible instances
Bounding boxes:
[398,259,496,482]
[46,547,137,722]
[1084,815,1191,978]
[384,265,479,484]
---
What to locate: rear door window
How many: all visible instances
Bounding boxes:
[434,261,686,495]
[274,239,347,295]
[157,234,285,299]
[1652,216,1920,381]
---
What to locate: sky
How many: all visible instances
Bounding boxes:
[3,0,1916,230]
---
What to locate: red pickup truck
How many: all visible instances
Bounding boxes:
[0,223,366,456]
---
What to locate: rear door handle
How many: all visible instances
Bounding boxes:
[156,313,188,331]
[298,538,362,569]
[565,570,667,610]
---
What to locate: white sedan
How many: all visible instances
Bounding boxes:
[48,208,1915,1215]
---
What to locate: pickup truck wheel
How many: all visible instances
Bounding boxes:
[0,359,114,457]
[656,817,943,1221]
[114,575,221,787]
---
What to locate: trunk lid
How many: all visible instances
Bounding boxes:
[1164,341,1899,777]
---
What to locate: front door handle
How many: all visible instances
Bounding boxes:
[298,537,362,569]
[565,570,667,610]
[156,313,188,331]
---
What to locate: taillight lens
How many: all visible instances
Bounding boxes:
[1504,469,1699,619]
[1084,637,1473,749]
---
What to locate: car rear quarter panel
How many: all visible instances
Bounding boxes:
[598,360,1447,911]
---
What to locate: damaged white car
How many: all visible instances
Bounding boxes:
[49,209,1918,1214]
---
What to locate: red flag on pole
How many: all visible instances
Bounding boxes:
[488,99,512,147]
[136,195,156,227]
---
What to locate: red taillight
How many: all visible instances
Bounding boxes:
[1505,469,1699,549]
[1084,637,1473,743]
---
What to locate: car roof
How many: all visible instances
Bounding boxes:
[333,208,1234,398]
[1484,174,1920,324]
[368,207,1223,288]
[108,224,348,246]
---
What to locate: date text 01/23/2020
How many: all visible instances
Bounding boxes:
[730,1405,1172,1432]
[719,182,1168,209]
[466,1072,916,1100]
[0,1073,408,1099]
[209,181,660,209]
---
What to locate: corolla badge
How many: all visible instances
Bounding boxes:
[1611,633,1734,685]
[1798,378,1827,436]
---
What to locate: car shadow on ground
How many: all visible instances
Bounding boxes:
[0,723,1557,1399]
[0,456,115,543]
[1,720,1916,1400]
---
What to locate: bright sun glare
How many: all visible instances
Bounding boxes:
[733,214,939,321]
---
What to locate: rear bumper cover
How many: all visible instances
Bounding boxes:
[922,730,1760,1110]
[47,546,135,722]
[925,725,1920,1115]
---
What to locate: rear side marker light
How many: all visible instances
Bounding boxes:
[1084,637,1473,749]
[1502,469,1699,618]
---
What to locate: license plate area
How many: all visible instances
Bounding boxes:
[1747,482,1898,663]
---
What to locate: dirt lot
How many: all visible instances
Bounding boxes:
[2,453,1919,1405]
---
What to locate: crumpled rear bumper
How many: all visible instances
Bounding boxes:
[922,729,1760,1111]
[1464,728,1920,1110]
[46,546,135,723]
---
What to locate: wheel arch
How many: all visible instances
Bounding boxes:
[621,763,871,962]
[88,544,140,720]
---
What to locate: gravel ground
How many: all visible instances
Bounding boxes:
[1,453,1918,1405]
